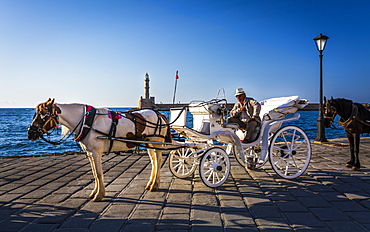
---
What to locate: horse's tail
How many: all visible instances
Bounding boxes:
[159,113,172,142]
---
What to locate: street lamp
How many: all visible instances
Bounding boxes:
[313,33,329,142]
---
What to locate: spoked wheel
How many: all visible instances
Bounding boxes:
[269,125,311,179]
[199,147,230,188]
[169,148,198,178]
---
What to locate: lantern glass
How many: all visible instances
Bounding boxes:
[313,34,329,52]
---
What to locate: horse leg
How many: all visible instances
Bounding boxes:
[89,152,105,201]
[345,132,355,168]
[87,153,98,199]
[145,147,162,191]
[352,133,361,170]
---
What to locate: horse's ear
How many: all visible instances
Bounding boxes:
[331,96,334,100]
[46,98,55,107]
[324,96,327,102]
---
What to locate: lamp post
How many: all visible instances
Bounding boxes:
[313,33,329,142]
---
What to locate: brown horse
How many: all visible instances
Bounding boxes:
[323,97,370,170]
[28,98,172,201]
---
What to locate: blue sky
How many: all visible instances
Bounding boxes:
[1,0,369,107]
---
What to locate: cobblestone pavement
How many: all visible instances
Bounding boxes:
[1,138,370,232]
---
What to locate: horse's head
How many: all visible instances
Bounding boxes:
[28,98,61,141]
[323,97,337,128]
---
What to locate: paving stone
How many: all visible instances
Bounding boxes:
[275,200,309,212]
[249,205,283,218]
[22,223,59,232]
[60,211,99,228]
[102,204,135,219]
[38,193,70,204]
[309,207,351,221]
[331,199,368,212]
[296,196,332,208]
[243,194,272,206]
[0,208,19,220]
[191,220,224,232]
[255,218,292,231]
[266,191,296,201]
[121,221,156,232]
[166,192,192,203]
[288,188,315,197]
[191,207,221,219]
[318,191,348,202]
[0,215,36,231]
[343,191,370,201]
[157,213,190,230]
[222,211,255,227]
[36,209,76,224]
[346,211,370,223]
[89,218,127,232]
[325,220,368,232]
[162,203,191,214]
[284,212,326,228]
[0,193,23,202]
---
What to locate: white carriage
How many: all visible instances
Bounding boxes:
[168,93,311,188]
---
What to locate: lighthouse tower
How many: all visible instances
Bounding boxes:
[138,73,155,109]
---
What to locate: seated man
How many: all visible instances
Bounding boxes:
[227,88,261,143]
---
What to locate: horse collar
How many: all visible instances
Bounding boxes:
[75,105,96,142]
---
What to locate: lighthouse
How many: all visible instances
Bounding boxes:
[138,73,155,109]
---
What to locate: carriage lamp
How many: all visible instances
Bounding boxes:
[313,33,329,142]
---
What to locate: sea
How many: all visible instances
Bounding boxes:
[0,108,352,158]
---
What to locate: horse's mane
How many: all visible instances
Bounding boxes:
[334,98,368,111]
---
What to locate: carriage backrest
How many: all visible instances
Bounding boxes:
[170,108,188,127]
[259,96,307,121]
[188,103,211,132]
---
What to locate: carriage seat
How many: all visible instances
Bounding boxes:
[198,121,210,135]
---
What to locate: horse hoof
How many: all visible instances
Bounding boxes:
[92,195,104,202]
[345,163,353,168]
[149,187,158,192]
[351,166,360,171]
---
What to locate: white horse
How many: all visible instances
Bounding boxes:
[28,98,171,201]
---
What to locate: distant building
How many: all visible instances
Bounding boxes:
[138,73,156,109]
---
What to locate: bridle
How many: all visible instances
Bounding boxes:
[323,101,337,128]
[29,105,60,137]
[28,102,87,145]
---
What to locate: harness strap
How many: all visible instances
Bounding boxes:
[107,111,120,153]
[339,104,357,128]
[75,105,96,142]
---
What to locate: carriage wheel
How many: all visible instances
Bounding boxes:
[269,125,311,179]
[199,147,230,188]
[169,148,198,178]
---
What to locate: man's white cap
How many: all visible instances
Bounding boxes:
[235,88,246,96]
